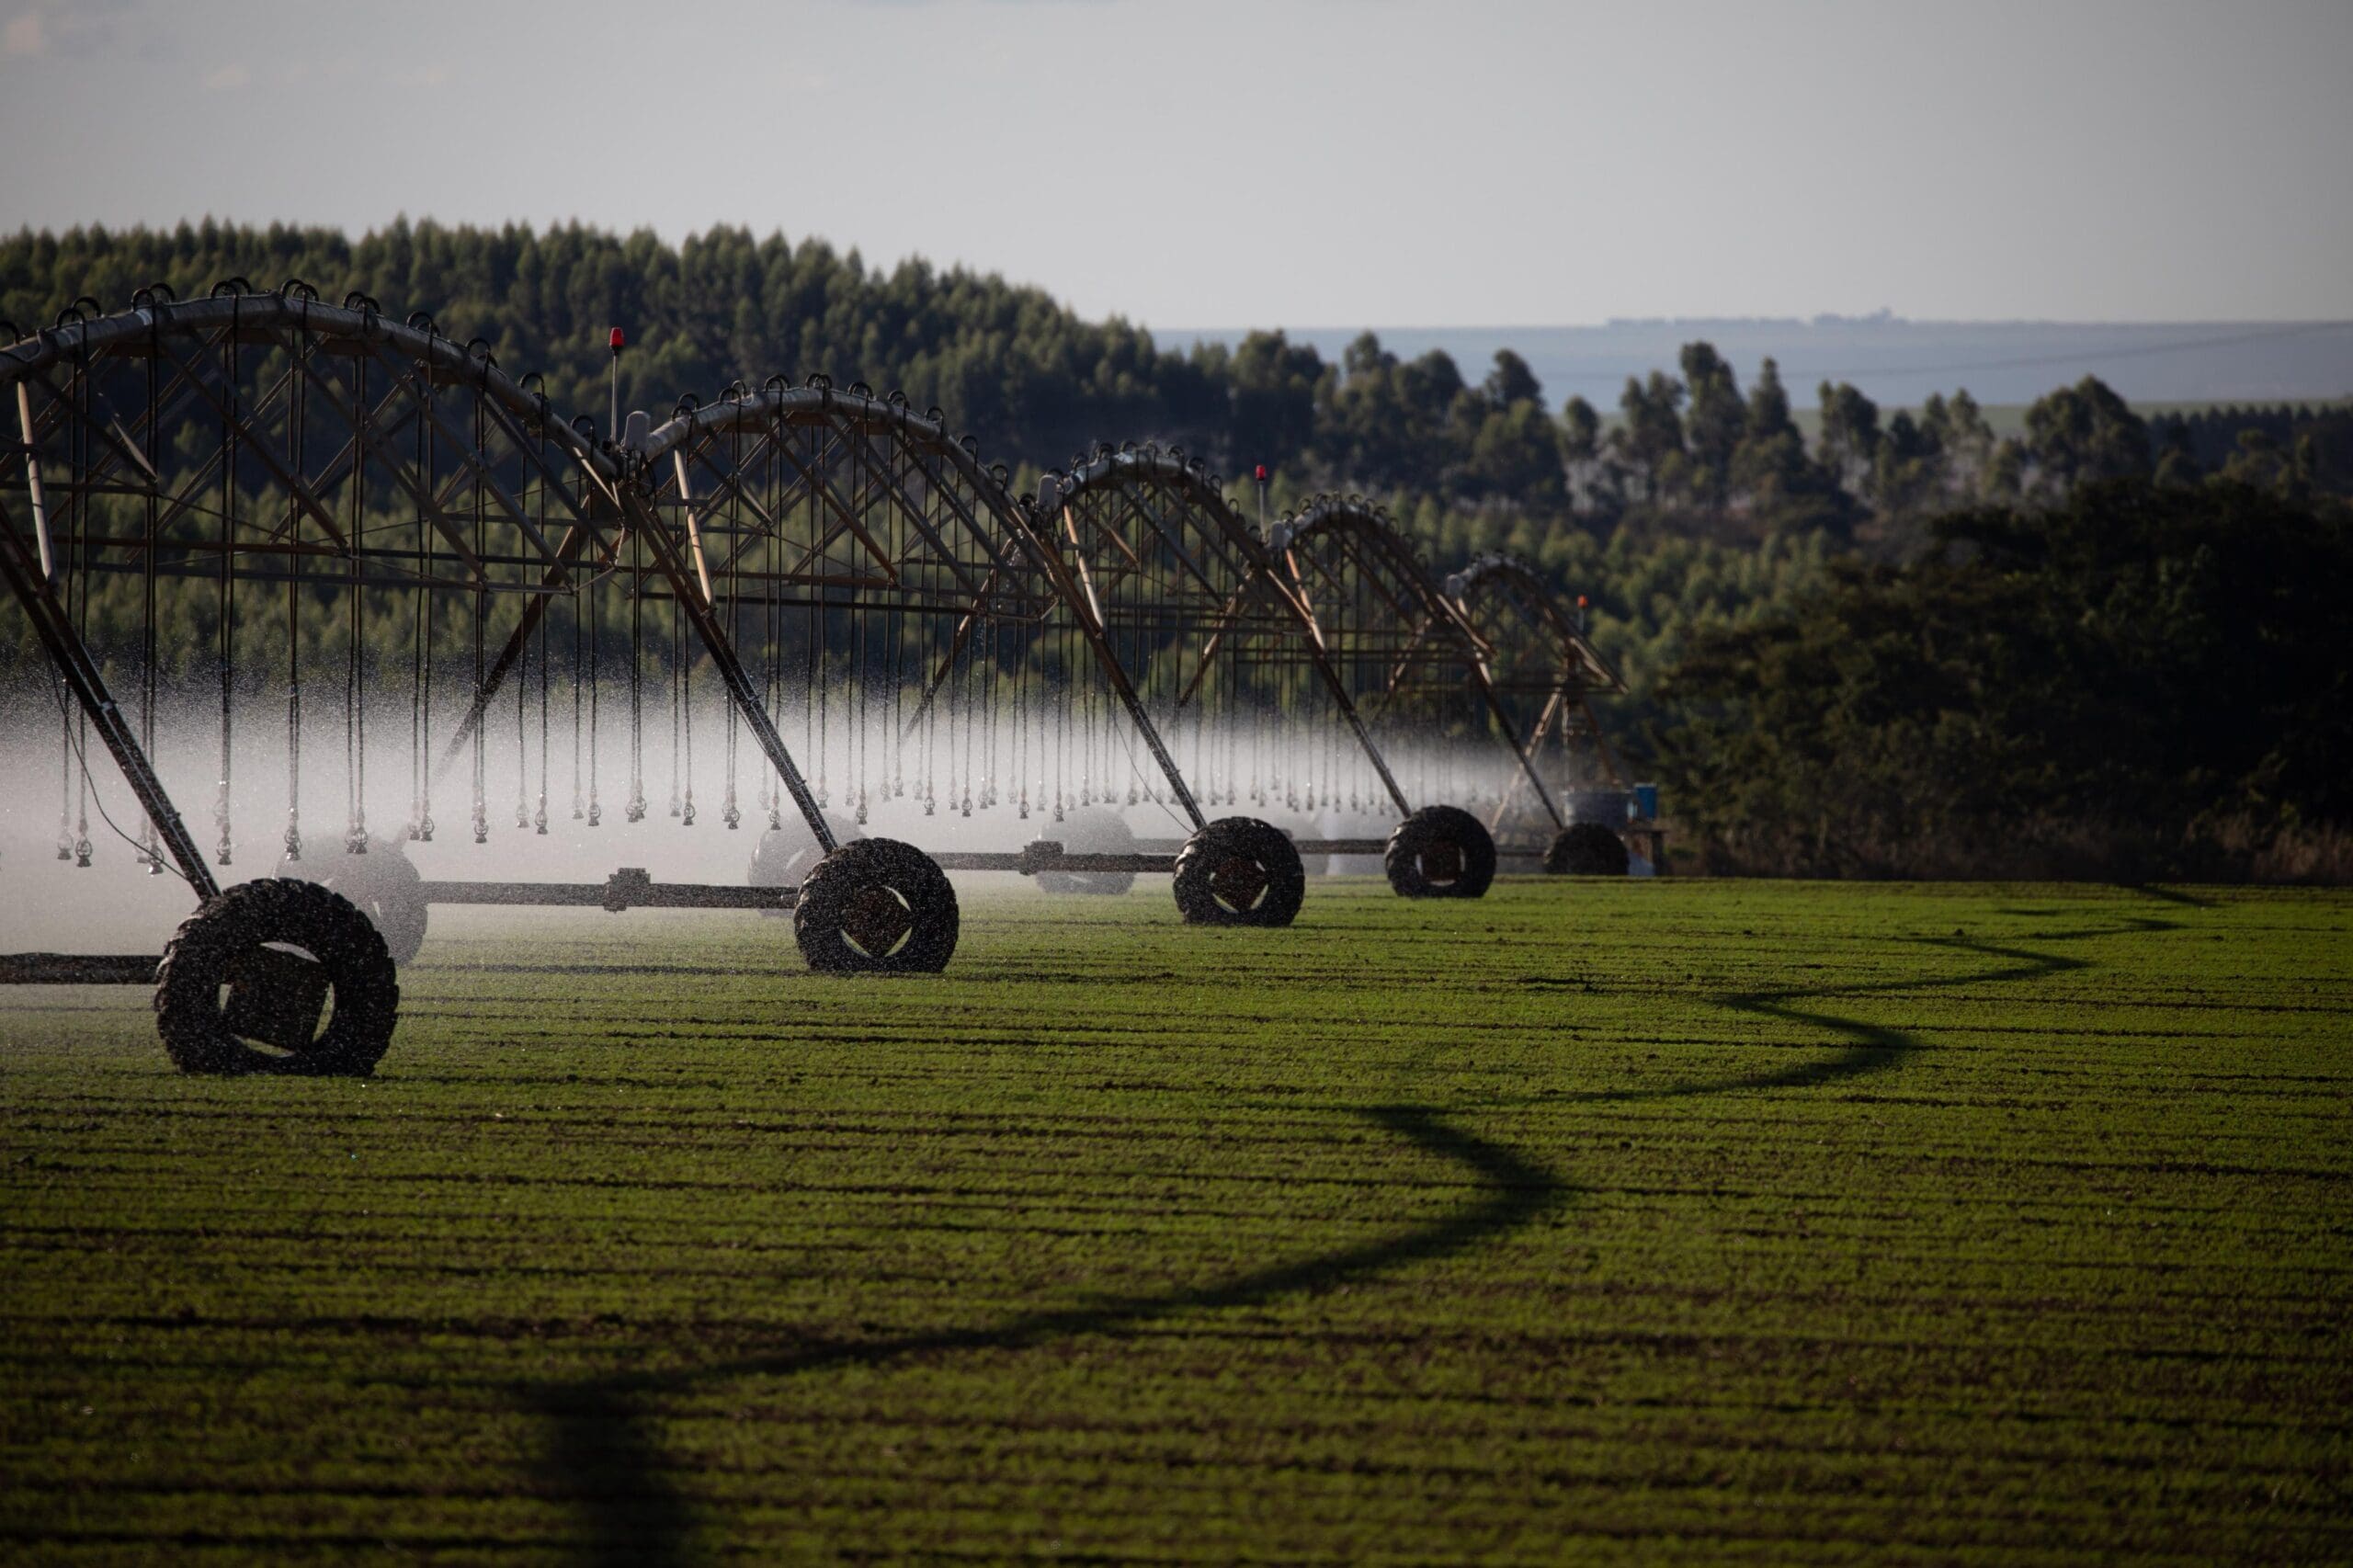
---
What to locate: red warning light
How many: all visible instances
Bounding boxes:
[608,327,626,352]
[1576,595,1589,608]
[1254,464,1268,483]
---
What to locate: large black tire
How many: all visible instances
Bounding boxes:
[750,815,861,918]
[1035,807,1137,897]
[277,837,426,965]
[792,838,959,974]
[1384,805,1498,899]
[1546,822,1631,877]
[154,879,400,1076]
[1172,817,1306,927]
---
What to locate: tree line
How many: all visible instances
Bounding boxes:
[10,222,2342,532]
[1658,479,2351,881]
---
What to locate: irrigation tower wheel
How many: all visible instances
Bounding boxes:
[1172,817,1306,927]
[1035,807,1137,896]
[792,839,960,973]
[153,880,401,1076]
[1546,822,1631,877]
[1383,805,1498,899]
[275,837,427,964]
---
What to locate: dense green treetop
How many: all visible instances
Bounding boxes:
[1659,479,2351,878]
[9,221,2339,538]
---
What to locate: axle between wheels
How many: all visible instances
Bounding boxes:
[0,812,1324,1075]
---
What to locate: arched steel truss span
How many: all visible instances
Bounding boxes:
[1036,448,1426,821]
[435,377,1079,814]
[1443,552,1629,832]
[626,387,1206,831]
[1444,553,1624,699]
[0,285,642,901]
[1269,496,1563,831]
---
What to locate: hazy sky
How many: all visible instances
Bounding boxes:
[2,0,2348,329]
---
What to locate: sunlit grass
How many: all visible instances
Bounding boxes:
[2,878,2347,1562]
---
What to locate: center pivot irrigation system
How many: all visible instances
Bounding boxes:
[0,283,1645,1075]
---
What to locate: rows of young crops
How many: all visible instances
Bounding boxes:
[3,880,2347,1562]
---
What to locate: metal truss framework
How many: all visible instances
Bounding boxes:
[1035,450,1579,831]
[1443,553,1631,834]
[0,286,843,890]
[630,388,1203,829]
[0,289,1238,920]
[1,285,1630,964]
[1269,496,1564,831]
[1040,450,1498,825]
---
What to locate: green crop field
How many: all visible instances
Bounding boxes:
[2,878,2348,1564]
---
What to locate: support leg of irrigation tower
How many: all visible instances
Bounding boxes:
[1486,688,1564,835]
[1040,503,1205,831]
[0,501,220,900]
[898,569,998,740]
[1354,614,1564,825]
[619,492,838,856]
[430,520,621,784]
[1263,573,1415,819]
[1470,671,1566,831]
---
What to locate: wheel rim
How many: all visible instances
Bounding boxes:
[1209,854,1269,914]
[1418,838,1463,886]
[837,883,915,960]
[215,938,337,1058]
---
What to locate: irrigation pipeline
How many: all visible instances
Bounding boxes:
[0,285,1630,887]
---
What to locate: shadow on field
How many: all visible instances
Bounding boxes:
[2114,883,2216,910]
[1513,922,2172,1107]
[526,915,2177,1562]
[1700,930,2108,1097]
[524,1104,1563,1567]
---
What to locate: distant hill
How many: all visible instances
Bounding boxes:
[1161,318,2353,412]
